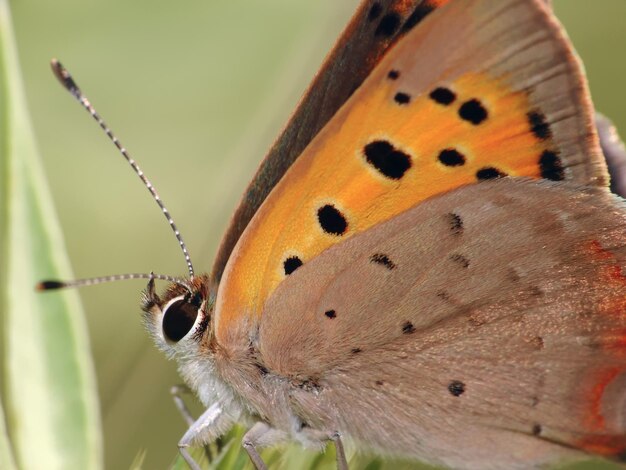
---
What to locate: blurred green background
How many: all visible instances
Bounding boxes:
[7,0,626,468]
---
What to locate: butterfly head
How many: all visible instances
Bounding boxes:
[141,274,216,356]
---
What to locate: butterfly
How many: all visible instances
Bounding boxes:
[43,0,626,469]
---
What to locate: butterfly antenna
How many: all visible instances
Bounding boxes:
[50,58,195,279]
[36,272,189,291]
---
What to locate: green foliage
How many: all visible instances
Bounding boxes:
[0,0,101,468]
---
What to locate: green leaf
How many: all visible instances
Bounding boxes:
[0,0,102,468]
[0,400,16,470]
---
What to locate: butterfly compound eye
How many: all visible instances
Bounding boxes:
[162,297,200,342]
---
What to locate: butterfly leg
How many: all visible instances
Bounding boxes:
[300,429,349,470]
[171,384,216,461]
[178,402,223,470]
[171,384,198,427]
[242,422,287,470]
[330,432,349,470]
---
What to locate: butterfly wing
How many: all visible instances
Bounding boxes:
[214,0,606,337]
[211,0,453,282]
[258,178,626,469]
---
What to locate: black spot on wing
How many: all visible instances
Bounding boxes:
[387,70,400,80]
[325,310,337,319]
[437,290,450,301]
[528,111,551,140]
[539,150,564,181]
[459,99,488,125]
[450,254,470,268]
[438,148,466,167]
[448,213,463,235]
[375,12,401,37]
[430,87,456,105]
[476,167,507,180]
[283,256,303,275]
[368,2,383,21]
[532,424,542,436]
[364,140,412,179]
[394,92,411,105]
[448,380,466,396]
[402,321,416,334]
[370,253,396,270]
[317,204,348,235]
[402,2,436,32]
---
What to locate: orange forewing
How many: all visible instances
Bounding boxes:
[211,0,451,282]
[211,0,563,281]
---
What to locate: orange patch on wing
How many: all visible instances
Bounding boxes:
[584,367,623,433]
[582,240,626,360]
[393,0,450,15]
[215,69,557,337]
[578,434,626,457]
[586,240,626,281]
[580,365,626,457]
[392,0,419,15]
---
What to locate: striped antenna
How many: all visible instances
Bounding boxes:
[36,272,189,291]
[50,59,195,279]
